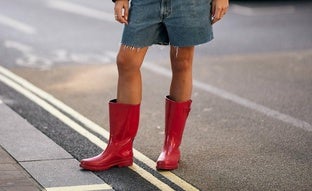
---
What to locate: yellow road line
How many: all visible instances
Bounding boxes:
[0,66,199,191]
[45,184,112,191]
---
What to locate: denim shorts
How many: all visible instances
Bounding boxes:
[121,0,214,47]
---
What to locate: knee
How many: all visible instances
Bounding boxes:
[116,52,141,74]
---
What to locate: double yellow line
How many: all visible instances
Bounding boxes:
[0,65,199,191]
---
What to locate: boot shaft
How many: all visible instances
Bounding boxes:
[165,96,192,138]
[164,96,192,147]
[109,99,140,142]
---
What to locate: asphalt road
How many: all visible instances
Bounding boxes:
[0,0,312,190]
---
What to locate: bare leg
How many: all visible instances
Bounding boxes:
[80,46,146,171]
[169,46,195,102]
[116,46,148,104]
[156,46,194,170]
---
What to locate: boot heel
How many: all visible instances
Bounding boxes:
[118,160,133,167]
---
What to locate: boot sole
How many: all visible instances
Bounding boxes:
[156,162,178,171]
[80,159,133,171]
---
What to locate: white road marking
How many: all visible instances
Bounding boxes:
[4,40,33,53]
[0,67,195,191]
[143,62,312,132]
[231,4,295,16]
[46,184,112,191]
[4,40,52,70]
[3,41,114,69]
[47,0,115,23]
[0,14,36,34]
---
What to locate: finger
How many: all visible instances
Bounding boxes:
[215,6,223,20]
[115,11,127,24]
[116,6,123,22]
[211,16,221,25]
[212,7,228,24]
[212,13,224,24]
[220,7,228,17]
[118,12,128,24]
[211,3,216,17]
[124,4,129,21]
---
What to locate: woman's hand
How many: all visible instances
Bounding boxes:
[211,0,229,24]
[114,0,129,24]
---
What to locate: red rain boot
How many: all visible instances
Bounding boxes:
[156,96,192,170]
[80,99,140,171]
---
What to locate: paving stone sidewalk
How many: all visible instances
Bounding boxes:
[0,145,43,191]
[0,99,113,191]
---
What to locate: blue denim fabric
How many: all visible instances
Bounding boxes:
[121,0,214,47]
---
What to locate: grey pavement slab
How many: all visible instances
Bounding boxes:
[0,101,72,161]
[21,159,105,188]
[0,100,113,190]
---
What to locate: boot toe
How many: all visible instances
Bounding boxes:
[156,160,179,170]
